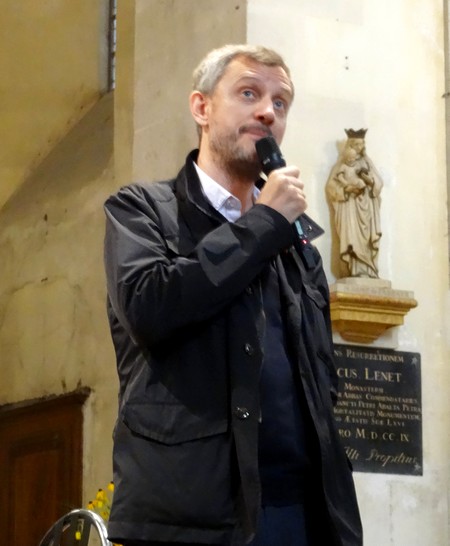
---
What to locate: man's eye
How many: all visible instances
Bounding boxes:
[274,99,286,110]
[242,89,255,99]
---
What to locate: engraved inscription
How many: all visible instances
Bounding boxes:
[333,345,422,475]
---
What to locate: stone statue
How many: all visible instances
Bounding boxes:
[326,129,383,278]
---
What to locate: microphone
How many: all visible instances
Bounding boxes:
[255,136,316,269]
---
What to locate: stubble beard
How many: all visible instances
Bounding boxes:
[209,129,262,182]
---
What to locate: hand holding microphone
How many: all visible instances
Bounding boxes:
[255,137,307,224]
[255,136,317,269]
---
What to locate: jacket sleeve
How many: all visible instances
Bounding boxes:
[104,184,294,347]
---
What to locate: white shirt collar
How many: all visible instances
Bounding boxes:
[193,162,260,223]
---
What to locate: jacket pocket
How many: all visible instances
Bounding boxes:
[122,402,229,445]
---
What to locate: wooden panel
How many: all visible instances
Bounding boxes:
[0,391,89,546]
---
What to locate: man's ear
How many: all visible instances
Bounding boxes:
[190,91,209,128]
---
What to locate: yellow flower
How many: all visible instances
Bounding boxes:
[96,488,107,501]
[87,482,115,522]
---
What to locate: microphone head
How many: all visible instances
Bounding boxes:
[255,136,286,175]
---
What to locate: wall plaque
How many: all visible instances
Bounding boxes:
[333,344,422,475]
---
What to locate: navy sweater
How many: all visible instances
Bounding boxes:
[258,261,314,506]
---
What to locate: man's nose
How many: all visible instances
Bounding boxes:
[254,98,275,124]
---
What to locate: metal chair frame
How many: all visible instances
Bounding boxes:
[38,508,113,546]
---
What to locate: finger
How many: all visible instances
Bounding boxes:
[285,175,304,191]
[284,165,300,177]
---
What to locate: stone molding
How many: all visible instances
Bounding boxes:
[329,278,418,344]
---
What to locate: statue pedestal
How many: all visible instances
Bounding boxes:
[329,277,418,344]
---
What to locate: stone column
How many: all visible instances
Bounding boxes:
[114,0,247,186]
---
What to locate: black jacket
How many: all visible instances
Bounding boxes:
[104,150,362,545]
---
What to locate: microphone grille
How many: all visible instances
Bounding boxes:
[255,136,286,175]
[255,136,280,160]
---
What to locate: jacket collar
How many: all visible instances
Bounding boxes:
[176,149,225,222]
[176,149,325,243]
[174,150,225,245]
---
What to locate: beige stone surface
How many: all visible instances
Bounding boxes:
[329,279,418,343]
[115,0,247,186]
[0,93,116,496]
[330,277,415,299]
[0,0,109,210]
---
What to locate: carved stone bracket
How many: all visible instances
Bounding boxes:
[329,278,418,344]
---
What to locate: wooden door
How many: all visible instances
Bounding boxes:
[0,390,89,546]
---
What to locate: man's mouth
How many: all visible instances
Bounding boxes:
[239,125,272,139]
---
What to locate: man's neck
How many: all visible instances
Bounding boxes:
[196,154,256,213]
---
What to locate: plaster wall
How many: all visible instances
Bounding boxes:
[0,0,115,500]
[0,0,109,210]
[0,93,117,495]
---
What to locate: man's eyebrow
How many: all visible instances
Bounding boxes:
[234,75,294,98]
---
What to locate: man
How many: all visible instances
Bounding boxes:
[104,44,362,546]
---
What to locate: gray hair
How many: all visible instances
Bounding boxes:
[192,44,294,96]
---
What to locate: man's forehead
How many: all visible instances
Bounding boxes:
[221,57,294,96]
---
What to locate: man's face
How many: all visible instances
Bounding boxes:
[201,56,294,178]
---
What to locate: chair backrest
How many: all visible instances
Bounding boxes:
[38,508,113,546]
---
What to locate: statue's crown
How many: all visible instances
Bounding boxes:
[345,128,367,139]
